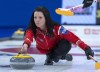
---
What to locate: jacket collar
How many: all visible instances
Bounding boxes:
[36,27,48,34]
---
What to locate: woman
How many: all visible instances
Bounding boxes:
[21,6,94,65]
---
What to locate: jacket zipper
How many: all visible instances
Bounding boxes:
[44,35,49,50]
[38,30,49,50]
[36,31,49,50]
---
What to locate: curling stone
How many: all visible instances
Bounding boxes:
[10,54,35,69]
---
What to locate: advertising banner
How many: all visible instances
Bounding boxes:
[63,25,100,46]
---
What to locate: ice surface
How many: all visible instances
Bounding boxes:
[0,54,100,72]
[0,40,100,72]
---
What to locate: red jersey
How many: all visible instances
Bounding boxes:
[23,25,88,53]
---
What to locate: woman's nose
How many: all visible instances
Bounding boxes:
[36,18,40,22]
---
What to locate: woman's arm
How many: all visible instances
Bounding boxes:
[23,29,34,48]
[58,26,94,59]
[21,29,34,53]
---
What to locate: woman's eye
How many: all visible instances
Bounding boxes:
[34,17,37,19]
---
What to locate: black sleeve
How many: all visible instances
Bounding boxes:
[82,0,93,8]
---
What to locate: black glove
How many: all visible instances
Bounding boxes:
[85,46,94,60]
[82,0,93,8]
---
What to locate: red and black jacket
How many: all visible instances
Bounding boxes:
[23,25,89,53]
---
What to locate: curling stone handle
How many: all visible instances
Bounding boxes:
[18,47,24,54]
[16,52,22,56]
[18,52,22,54]
[89,55,98,62]
[18,48,23,54]
[17,47,23,55]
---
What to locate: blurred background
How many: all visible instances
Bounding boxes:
[0,0,61,38]
[0,0,100,47]
[0,0,100,37]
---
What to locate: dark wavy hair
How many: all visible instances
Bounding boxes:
[25,6,60,39]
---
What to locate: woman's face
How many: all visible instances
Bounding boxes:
[34,11,46,28]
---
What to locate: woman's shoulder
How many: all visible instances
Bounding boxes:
[53,25,61,30]
[26,28,33,33]
[53,25,61,35]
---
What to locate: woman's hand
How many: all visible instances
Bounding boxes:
[85,46,94,60]
[20,44,28,54]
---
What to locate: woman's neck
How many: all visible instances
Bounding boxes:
[40,25,47,31]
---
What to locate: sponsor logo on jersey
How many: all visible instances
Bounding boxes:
[59,26,68,34]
